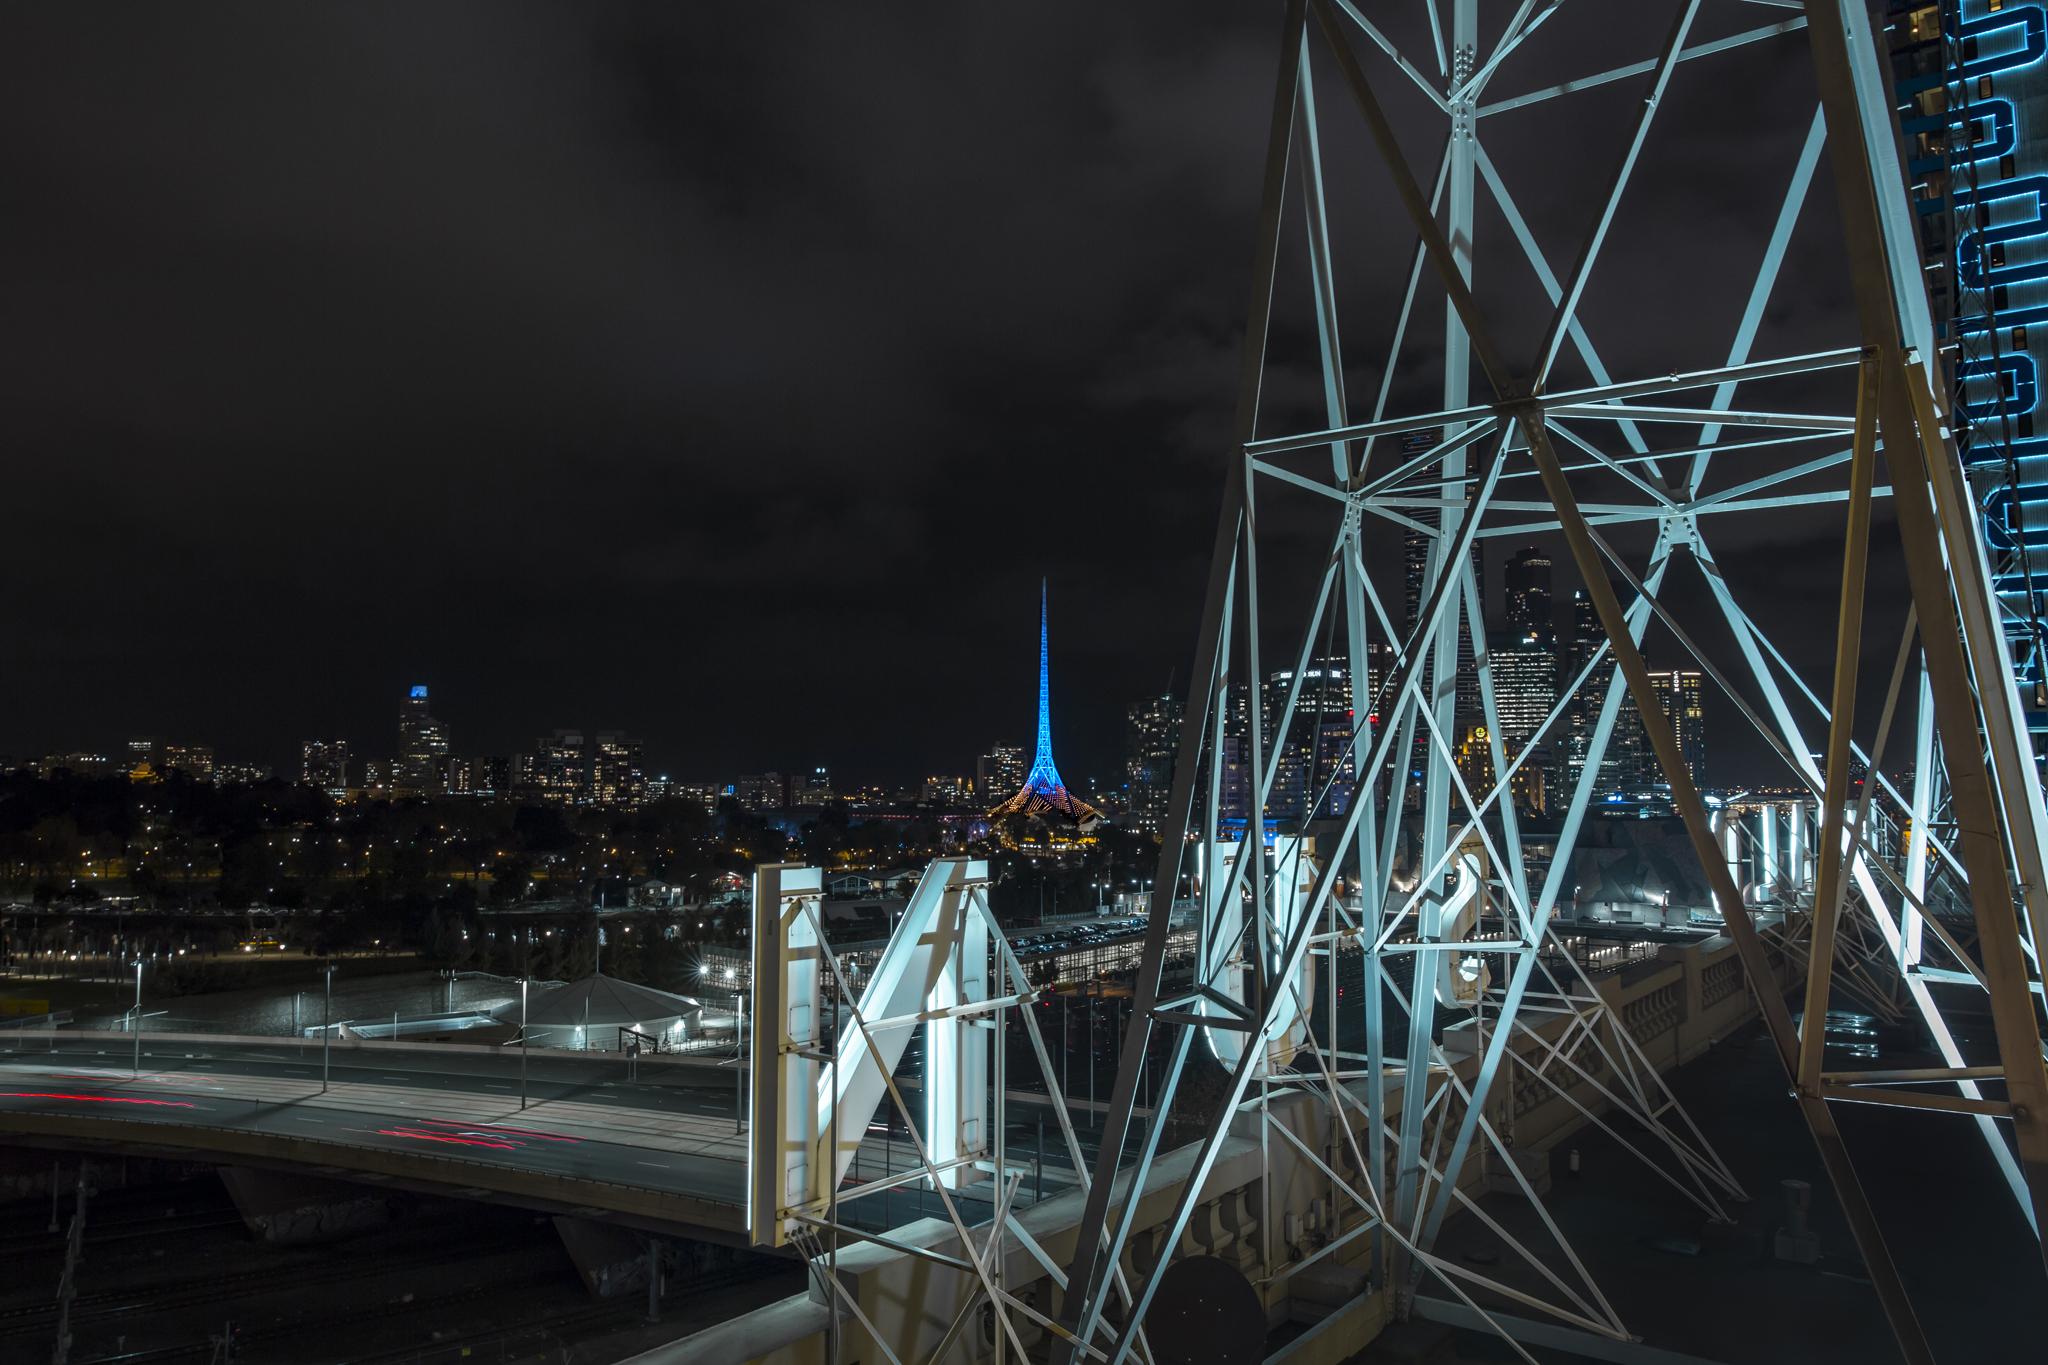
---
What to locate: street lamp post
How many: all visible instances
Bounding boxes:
[734,989,746,1136]
[130,959,142,1077]
[321,963,334,1093]
[520,976,529,1111]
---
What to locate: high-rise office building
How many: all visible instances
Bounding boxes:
[734,772,784,811]
[1261,660,1355,825]
[1123,693,1182,836]
[535,731,588,805]
[1491,631,1558,812]
[1504,546,1555,650]
[397,685,449,795]
[465,755,515,797]
[792,766,833,807]
[1400,434,1487,772]
[592,732,646,807]
[977,746,1025,799]
[1643,668,1706,788]
[300,739,350,793]
[1564,588,1621,791]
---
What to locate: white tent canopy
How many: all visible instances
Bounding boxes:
[495,972,704,1049]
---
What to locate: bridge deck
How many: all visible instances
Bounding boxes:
[0,1033,753,1235]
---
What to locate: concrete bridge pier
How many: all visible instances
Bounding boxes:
[218,1166,401,1244]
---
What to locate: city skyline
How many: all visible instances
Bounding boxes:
[8,541,1727,805]
[7,539,1733,805]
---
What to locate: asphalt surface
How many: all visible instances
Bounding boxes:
[5,1033,745,1114]
[0,1035,1091,1228]
[0,1034,754,1206]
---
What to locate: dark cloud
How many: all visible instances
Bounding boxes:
[0,3,1862,786]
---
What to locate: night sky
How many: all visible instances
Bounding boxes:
[0,4,1877,788]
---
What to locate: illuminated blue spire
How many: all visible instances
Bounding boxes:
[1026,579,1066,793]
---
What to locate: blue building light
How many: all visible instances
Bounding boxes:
[1906,99,2016,178]
[1955,175,2048,290]
[1024,581,1067,795]
[1897,6,2047,98]
[409,684,429,699]
[1960,352,2040,422]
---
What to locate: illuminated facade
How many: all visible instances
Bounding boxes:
[1643,668,1706,788]
[534,730,588,806]
[792,765,832,807]
[592,732,646,807]
[922,774,974,806]
[125,739,214,782]
[1260,661,1355,825]
[1491,632,1558,812]
[1890,1,2048,759]
[467,754,515,797]
[733,772,783,811]
[1123,693,1181,835]
[975,744,1025,800]
[1504,545,1556,650]
[396,685,448,795]
[300,739,349,793]
[988,583,1103,844]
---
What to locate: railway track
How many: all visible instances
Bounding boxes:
[74,1263,780,1364]
[0,1208,243,1257]
[0,1239,463,1335]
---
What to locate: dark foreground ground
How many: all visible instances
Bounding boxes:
[1406,1016,2032,1363]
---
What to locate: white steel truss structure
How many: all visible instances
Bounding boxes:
[1048,5,2048,1365]
[749,858,1157,1365]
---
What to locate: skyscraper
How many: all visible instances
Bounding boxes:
[300,739,350,793]
[1124,693,1182,836]
[734,772,784,811]
[1644,668,1706,788]
[1260,660,1355,825]
[397,685,449,796]
[1504,546,1555,650]
[1400,437,1487,769]
[535,731,588,805]
[591,732,646,807]
[977,745,1025,800]
[1490,631,1557,812]
[458,755,513,797]
[1564,585,1630,789]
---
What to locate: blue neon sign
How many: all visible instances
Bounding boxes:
[1900,3,2048,714]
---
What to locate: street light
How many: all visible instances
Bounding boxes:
[321,963,334,1093]
[520,976,529,1111]
[131,958,143,1077]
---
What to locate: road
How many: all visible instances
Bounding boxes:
[0,1033,1090,1234]
[0,1032,754,1215]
